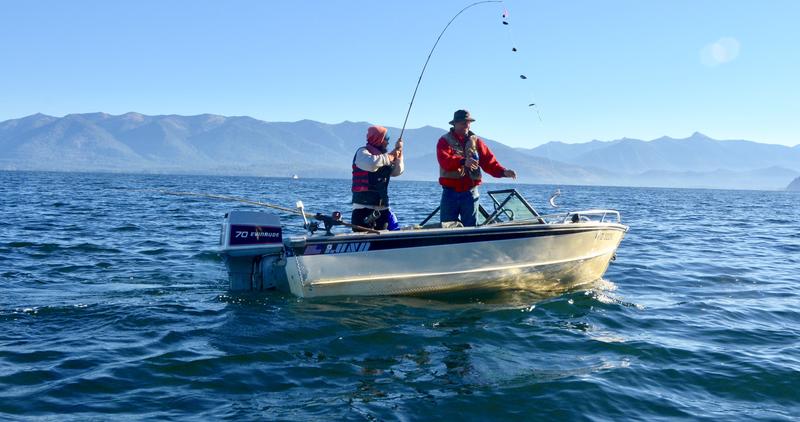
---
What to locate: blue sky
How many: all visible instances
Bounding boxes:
[2,1,798,147]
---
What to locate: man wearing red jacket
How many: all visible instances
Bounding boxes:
[436,110,516,226]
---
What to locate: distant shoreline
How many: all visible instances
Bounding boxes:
[3,168,794,193]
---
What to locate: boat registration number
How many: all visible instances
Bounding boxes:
[595,232,614,241]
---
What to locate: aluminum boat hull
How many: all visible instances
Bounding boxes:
[281,221,627,298]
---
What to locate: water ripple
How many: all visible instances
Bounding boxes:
[1,172,798,419]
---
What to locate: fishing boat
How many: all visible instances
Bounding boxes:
[219,189,628,298]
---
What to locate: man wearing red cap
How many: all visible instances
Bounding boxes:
[437,109,516,226]
[351,125,404,230]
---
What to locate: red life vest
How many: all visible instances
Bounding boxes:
[351,147,392,206]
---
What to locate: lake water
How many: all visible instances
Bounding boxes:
[1,171,799,420]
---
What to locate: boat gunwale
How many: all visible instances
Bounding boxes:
[291,220,629,245]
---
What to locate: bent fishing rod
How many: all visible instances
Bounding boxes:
[398,0,502,141]
[160,190,381,234]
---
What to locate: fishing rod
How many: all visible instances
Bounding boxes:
[398,0,502,141]
[160,190,381,234]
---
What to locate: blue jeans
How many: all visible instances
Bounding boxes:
[440,187,480,226]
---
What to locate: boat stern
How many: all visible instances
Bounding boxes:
[219,210,287,291]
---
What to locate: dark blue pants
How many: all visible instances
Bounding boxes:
[440,187,479,226]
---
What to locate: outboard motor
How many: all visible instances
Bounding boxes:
[219,210,286,291]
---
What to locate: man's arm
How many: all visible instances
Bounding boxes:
[476,139,508,178]
[354,147,393,172]
[391,152,404,176]
[390,139,404,176]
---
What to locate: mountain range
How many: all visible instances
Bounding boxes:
[1,112,798,190]
[787,177,800,191]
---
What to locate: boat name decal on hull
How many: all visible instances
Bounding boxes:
[304,242,372,255]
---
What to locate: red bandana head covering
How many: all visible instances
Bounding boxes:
[366,125,388,147]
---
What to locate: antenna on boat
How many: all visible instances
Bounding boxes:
[398,1,502,141]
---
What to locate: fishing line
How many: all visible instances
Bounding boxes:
[161,190,306,216]
[497,5,561,206]
[398,0,502,141]
[159,190,380,234]
[397,1,544,137]
[498,7,543,122]
[395,2,559,207]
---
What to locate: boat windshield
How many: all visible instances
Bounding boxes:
[416,189,543,227]
[483,190,542,225]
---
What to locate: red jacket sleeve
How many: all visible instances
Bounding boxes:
[476,139,506,178]
[437,137,464,171]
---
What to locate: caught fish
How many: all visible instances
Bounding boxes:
[548,189,561,208]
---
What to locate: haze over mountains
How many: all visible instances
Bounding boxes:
[1,112,799,190]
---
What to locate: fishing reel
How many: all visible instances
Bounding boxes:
[296,201,344,236]
[363,210,381,226]
[314,211,344,236]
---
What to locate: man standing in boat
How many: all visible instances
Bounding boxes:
[437,109,516,226]
[351,125,404,230]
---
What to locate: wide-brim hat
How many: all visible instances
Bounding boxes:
[449,109,476,125]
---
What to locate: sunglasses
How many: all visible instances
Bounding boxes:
[384,135,390,142]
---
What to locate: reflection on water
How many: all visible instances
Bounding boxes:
[396,277,619,309]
